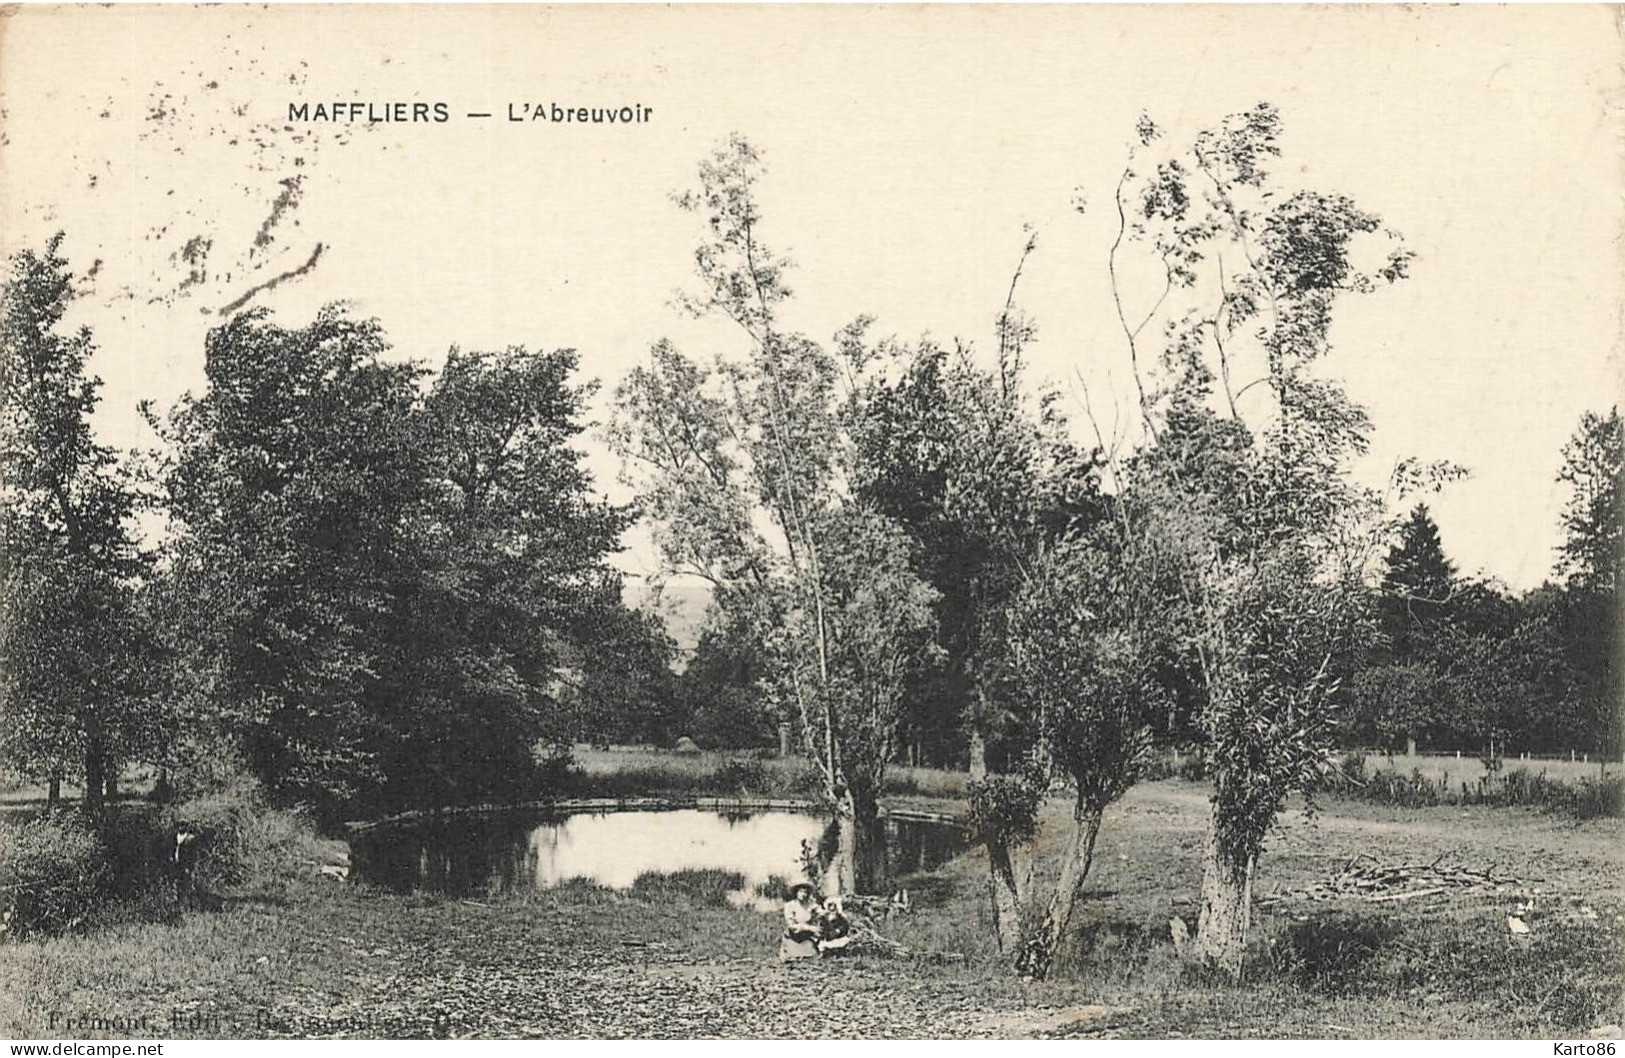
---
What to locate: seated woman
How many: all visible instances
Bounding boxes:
[779,882,822,960]
[816,898,853,956]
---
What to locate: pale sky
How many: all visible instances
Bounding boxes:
[1,4,1619,592]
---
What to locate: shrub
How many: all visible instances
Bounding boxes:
[1259,910,1624,1032]
[1328,764,1624,819]
[779,762,825,798]
[172,774,321,895]
[172,778,261,889]
[628,868,746,908]
[754,874,795,901]
[1136,750,1178,782]
[1266,913,1406,994]
[1175,746,1209,783]
[0,813,111,938]
[98,804,179,898]
[1571,775,1625,820]
[710,759,769,794]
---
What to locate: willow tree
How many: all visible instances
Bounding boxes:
[966,524,1169,979]
[610,137,938,894]
[1096,104,1435,974]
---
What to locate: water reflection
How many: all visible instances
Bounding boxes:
[350,808,965,902]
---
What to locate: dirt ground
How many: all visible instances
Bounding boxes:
[3,777,1621,1039]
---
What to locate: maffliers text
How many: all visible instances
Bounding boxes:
[289,102,450,122]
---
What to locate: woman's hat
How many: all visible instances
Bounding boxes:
[791,882,814,897]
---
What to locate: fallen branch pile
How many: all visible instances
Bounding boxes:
[839,896,966,963]
[1265,854,1520,905]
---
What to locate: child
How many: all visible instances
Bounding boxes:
[817,897,853,955]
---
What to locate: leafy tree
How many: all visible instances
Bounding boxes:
[1379,504,1456,655]
[977,531,1163,979]
[396,345,630,807]
[158,314,626,817]
[1097,105,1421,974]
[1348,661,1438,755]
[1347,504,1460,753]
[846,333,1102,773]
[677,618,776,751]
[155,307,426,814]
[567,592,684,748]
[1551,407,1621,759]
[610,137,939,894]
[1555,407,1622,594]
[0,238,153,815]
[1436,610,1575,760]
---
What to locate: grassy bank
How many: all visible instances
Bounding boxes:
[3,774,1621,1039]
[561,746,968,805]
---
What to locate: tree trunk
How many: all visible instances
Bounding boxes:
[981,838,1020,955]
[46,773,61,811]
[104,761,119,803]
[968,687,989,780]
[777,722,792,758]
[83,745,106,819]
[1017,799,1104,980]
[825,793,859,897]
[853,788,888,894]
[1191,805,1254,978]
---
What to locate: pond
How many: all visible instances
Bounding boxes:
[348,807,967,907]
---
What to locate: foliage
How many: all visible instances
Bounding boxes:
[1336,494,1611,761]
[1312,759,1622,819]
[846,334,1103,770]
[566,599,683,748]
[398,345,632,806]
[554,750,826,800]
[1005,537,1161,811]
[609,136,940,891]
[0,813,110,938]
[969,525,1165,977]
[171,776,283,890]
[0,238,156,810]
[1097,104,1420,972]
[1348,661,1438,752]
[627,868,747,909]
[154,307,633,819]
[966,768,1047,849]
[1550,406,1622,759]
[1555,407,1622,594]
[1376,504,1457,659]
[674,620,777,750]
[153,306,424,812]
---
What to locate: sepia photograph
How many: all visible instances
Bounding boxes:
[0,2,1620,1042]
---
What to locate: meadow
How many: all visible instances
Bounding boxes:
[2,755,1620,1039]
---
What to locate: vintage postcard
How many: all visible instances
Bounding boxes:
[0,2,1620,1043]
